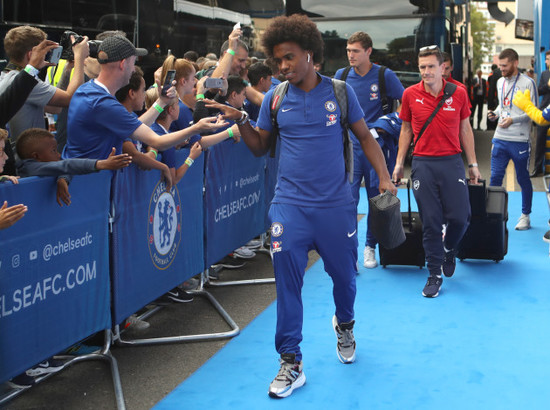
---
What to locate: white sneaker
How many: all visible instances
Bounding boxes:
[515,214,531,230]
[363,246,378,268]
[233,246,256,259]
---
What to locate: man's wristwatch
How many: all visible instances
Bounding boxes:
[236,110,249,125]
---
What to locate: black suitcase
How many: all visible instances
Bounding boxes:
[457,181,508,262]
[379,180,425,268]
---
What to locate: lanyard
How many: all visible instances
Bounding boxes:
[501,74,519,110]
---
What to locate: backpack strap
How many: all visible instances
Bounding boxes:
[378,65,390,114]
[331,78,354,183]
[412,81,457,151]
[340,66,352,82]
[269,80,289,158]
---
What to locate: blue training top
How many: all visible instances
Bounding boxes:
[64,80,142,159]
[257,75,364,208]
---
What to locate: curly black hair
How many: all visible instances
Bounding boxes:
[261,14,324,64]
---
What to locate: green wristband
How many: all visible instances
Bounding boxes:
[185,157,194,167]
[153,102,164,114]
[227,49,235,56]
[227,128,234,139]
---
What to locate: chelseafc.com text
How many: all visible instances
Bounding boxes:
[0,261,97,319]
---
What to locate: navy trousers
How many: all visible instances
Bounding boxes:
[269,202,358,361]
[411,154,471,276]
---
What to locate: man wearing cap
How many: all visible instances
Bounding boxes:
[64,36,227,161]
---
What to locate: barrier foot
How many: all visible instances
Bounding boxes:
[0,330,126,410]
[113,290,240,347]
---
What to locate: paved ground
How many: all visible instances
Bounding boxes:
[3,127,548,409]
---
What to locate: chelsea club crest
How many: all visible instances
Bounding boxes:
[147,180,182,270]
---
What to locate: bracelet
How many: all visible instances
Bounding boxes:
[24,64,39,78]
[185,157,194,167]
[227,128,234,139]
[236,110,249,126]
[149,148,158,159]
[153,102,164,114]
[152,83,158,88]
[196,93,205,100]
[227,48,235,56]
[468,163,478,168]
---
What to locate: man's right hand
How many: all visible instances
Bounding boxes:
[228,27,242,50]
[29,39,59,69]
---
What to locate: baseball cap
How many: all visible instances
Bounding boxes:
[97,36,148,64]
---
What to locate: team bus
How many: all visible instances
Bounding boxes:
[286,0,470,86]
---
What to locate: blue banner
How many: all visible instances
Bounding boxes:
[111,149,204,325]
[0,174,111,383]
[204,139,266,266]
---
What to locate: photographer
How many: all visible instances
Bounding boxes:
[0,26,89,146]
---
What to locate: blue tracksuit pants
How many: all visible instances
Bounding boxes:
[411,154,471,276]
[269,202,358,362]
[490,138,532,215]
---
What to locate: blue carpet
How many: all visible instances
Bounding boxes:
[155,192,550,410]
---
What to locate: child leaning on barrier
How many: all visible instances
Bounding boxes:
[15,128,132,206]
[0,128,27,229]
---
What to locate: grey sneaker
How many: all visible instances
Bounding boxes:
[422,275,443,298]
[124,314,150,330]
[363,246,378,268]
[332,315,356,364]
[268,353,306,398]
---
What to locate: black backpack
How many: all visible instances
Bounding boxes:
[269,79,354,183]
[340,65,390,114]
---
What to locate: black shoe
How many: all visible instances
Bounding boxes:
[543,230,550,243]
[442,249,456,277]
[530,169,543,178]
[165,288,193,303]
[7,373,35,388]
[422,275,443,298]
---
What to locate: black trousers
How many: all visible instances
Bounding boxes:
[471,96,485,128]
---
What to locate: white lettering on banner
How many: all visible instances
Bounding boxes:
[239,173,260,189]
[42,232,93,261]
[214,190,261,223]
[0,261,97,319]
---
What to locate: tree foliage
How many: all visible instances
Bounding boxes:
[470,4,494,70]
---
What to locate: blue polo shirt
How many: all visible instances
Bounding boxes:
[334,64,404,123]
[64,80,142,159]
[256,75,364,207]
[169,100,201,146]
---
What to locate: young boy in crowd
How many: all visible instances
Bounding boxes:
[0,129,27,230]
[15,128,131,205]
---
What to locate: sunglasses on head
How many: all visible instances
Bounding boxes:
[419,45,439,51]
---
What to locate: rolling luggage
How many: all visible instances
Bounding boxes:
[379,180,425,268]
[457,180,508,262]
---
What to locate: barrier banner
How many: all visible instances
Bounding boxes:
[0,174,111,383]
[111,149,204,325]
[264,145,280,229]
[204,139,266,266]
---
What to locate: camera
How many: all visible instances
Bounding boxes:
[60,31,102,60]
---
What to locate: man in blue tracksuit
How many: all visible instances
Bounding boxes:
[334,31,404,269]
[208,15,396,399]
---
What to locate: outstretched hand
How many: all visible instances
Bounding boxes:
[203,99,242,121]
[96,148,132,170]
[196,114,229,131]
[0,201,27,230]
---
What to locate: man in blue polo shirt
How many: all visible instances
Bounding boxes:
[208,15,396,398]
[64,36,226,161]
[335,31,404,269]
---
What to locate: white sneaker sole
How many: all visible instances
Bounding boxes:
[268,371,306,398]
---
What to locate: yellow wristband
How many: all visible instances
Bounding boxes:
[153,102,164,114]
[227,128,234,139]
[196,93,205,100]
[227,49,235,56]
[185,157,194,167]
